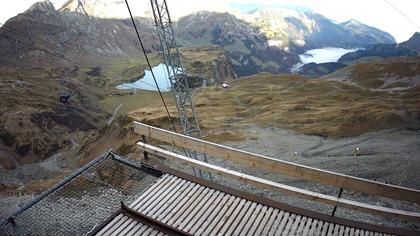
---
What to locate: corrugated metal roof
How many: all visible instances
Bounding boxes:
[92,174,395,236]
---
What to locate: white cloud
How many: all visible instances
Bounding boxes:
[0,0,419,42]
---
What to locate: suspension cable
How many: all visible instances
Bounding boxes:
[124,0,177,132]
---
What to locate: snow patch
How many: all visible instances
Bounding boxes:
[268,40,283,47]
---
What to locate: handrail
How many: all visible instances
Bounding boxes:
[133,121,420,203]
[137,141,420,221]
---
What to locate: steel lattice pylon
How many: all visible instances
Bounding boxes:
[150,0,211,179]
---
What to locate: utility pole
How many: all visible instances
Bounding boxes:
[150,0,212,180]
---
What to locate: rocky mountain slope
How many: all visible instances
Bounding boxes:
[0,1,161,68]
[297,62,347,77]
[294,32,420,77]
[175,11,299,76]
[339,32,420,63]
[327,56,420,91]
[0,1,236,186]
[241,9,395,52]
[174,9,395,76]
[54,0,396,76]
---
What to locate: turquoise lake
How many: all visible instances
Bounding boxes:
[116,63,174,91]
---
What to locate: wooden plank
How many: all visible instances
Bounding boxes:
[158,182,198,223]
[96,215,125,236]
[295,216,308,235]
[205,195,239,235]
[110,217,135,236]
[115,176,178,235]
[125,223,148,236]
[165,183,202,225]
[345,227,351,236]
[339,225,345,236]
[132,175,176,211]
[209,195,241,235]
[254,207,275,235]
[350,227,355,236]
[284,214,301,235]
[129,174,171,208]
[237,203,262,235]
[224,200,252,235]
[138,142,420,221]
[118,219,143,236]
[184,190,223,233]
[152,179,194,220]
[141,227,154,235]
[262,209,281,235]
[176,187,213,230]
[321,223,331,236]
[274,212,292,235]
[133,122,420,203]
[248,206,269,235]
[168,185,207,227]
[309,220,328,235]
[147,179,188,217]
[190,192,227,234]
[302,217,313,236]
[213,197,246,235]
[141,177,184,215]
[334,224,341,236]
[179,189,216,231]
[328,224,337,236]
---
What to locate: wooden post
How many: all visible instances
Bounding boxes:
[142,135,149,160]
[332,188,344,216]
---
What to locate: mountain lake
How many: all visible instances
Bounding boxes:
[292,47,360,72]
[117,63,175,91]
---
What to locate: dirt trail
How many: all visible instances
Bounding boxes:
[107,103,125,125]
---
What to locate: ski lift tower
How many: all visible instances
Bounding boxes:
[150,0,211,178]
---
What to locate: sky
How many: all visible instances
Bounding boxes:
[0,0,419,42]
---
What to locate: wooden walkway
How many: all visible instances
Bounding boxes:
[91,173,405,236]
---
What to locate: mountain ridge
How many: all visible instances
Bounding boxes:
[0,1,399,76]
[339,31,420,63]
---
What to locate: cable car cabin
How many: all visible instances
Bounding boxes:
[59,93,71,104]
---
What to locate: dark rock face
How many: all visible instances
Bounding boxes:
[208,55,237,85]
[0,2,158,67]
[181,46,237,87]
[298,62,347,77]
[401,32,420,53]
[175,11,300,76]
[339,32,420,63]
[299,13,395,50]
[338,19,396,45]
[174,10,396,76]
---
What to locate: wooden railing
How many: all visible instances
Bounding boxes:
[133,121,420,221]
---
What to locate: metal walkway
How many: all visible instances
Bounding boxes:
[90,171,409,236]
